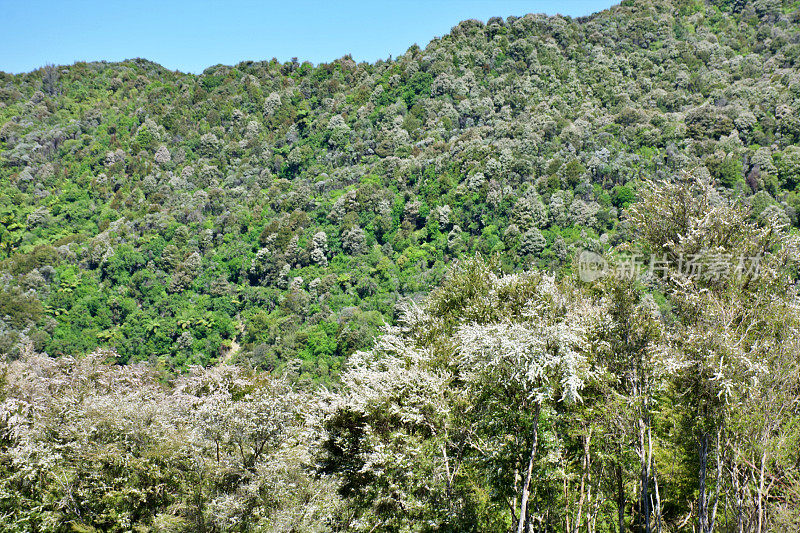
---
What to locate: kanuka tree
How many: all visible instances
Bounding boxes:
[321,257,611,531]
[0,348,340,532]
[589,278,665,533]
[628,170,800,532]
[454,273,601,533]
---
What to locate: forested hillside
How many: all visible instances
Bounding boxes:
[2,0,800,530]
[1,0,799,378]
[2,175,799,530]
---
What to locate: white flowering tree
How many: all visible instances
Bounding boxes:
[319,317,461,530]
[0,349,340,532]
[321,257,607,531]
[629,170,800,532]
[455,271,602,533]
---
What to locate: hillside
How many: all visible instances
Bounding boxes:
[1,0,799,381]
[3,0,800,531]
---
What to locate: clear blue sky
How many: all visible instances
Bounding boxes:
[1,0,617,74]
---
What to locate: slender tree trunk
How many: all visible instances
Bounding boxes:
[617,463,625,533]
[590,462,602,533]
[650,495,657,533]
[732,461,744,533]
[585,430,593,533]
[517,403,541,533]
[639,412,651,533]
[574,430,590,533]
[564,468,571,533]
[513,466,520,528]
[698,432,709,533]
[710,430,722,531]
[757,449,767,533]
[654,462,662,533]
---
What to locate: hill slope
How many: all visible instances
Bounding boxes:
[1,0,799,378]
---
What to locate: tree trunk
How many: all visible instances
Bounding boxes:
[573,430,590,533]
[653,463,662,533]
[640,414,651,533]
[698,432,709,533]
[710,430,722,531]
[732,461,744,533]
[757,449,767,533]
[617,463,625,533]
[517,403,541,533]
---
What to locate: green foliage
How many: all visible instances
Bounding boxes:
[0,285,42,328]
[320,176,800,531]
[611,184,635,208]
[0,355,341,531]
[0,210,24,257]
[0,0,799,385]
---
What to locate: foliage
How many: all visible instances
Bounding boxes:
[0,348,340,532]
[1,0,799,378]
[2,3,800,528]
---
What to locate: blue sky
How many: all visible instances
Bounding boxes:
[1,0,617,74]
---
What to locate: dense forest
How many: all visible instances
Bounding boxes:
[1,0,800,530]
